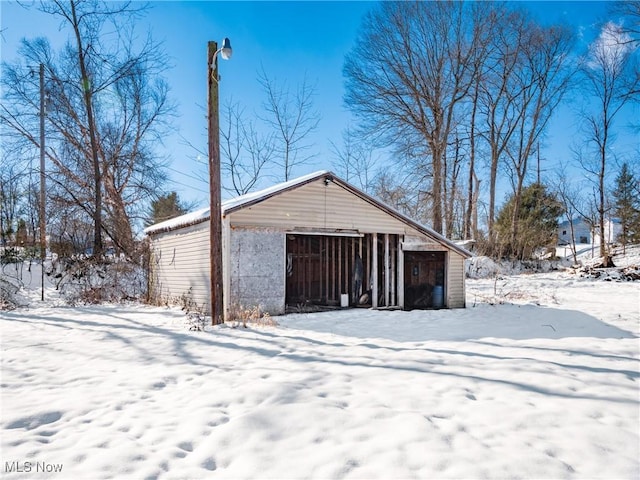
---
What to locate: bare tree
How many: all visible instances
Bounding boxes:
[220,99,275,196]
[330,126,378,193]
[443,133,467,238]
[258,68,320,181]
[611,1,640,126]
[504,21,575,251]
[612,1,640,45]
[478,8,528,235]
[344,1,495,234]
[0,151,29,246]
[551,164,587,264]
[577,21,639,260]
[464,46,483,241]
[370,170,431,226]
[1,0,173,256]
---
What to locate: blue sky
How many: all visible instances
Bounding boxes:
[1,1,637,209]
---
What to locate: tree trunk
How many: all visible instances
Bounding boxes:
[70,1,103,257]
[431,142,444,234]
[465,80,479,240]
[103,172,134,255]
[472,175,480,239]
[598,140,607,258]
[510,177,525,259]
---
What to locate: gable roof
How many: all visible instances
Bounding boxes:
[143,171,328,235]
[558,218,590,228]
[144,170,471,258]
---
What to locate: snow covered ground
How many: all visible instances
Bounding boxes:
[1,258,639,479]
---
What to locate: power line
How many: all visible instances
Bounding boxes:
[165,164,208,184]
[164,165,209,195]
[165,176,209,195]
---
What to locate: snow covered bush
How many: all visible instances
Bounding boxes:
[465,256,502,279]
[0,275,25,310]
[53,255,147,305]
[186,311,207,331]
[465,256,569,279]
[1,256,40,310]
[568,263,640,281]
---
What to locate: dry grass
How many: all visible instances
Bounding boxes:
[227,305,278,328]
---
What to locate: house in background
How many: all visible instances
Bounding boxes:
[593,218,622,248]
[557,218,591,245]
[557,217,622,248]
[144,171,471,319]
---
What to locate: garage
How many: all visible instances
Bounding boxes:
[145,171,471,318]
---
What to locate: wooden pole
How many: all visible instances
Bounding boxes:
[384,233,389,307]
[39,64,46,302]
[372,233,378,308]
[397,235,404,309]
[390,235,396,306]
[208,41,223,325]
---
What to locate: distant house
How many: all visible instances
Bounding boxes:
[144,171,471,319]
[558,217,622,247]
[593,218,622,247]
[557,218,591,245]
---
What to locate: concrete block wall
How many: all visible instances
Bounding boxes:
[229,227,285,316]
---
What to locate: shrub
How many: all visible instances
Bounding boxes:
[1,247,22,264]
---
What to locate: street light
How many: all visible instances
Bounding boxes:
[208,38,232,325]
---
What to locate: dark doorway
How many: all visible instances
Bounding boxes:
[404,251,446,309]
[285,234,373,311]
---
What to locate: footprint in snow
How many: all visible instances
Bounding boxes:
[5,411,63,430]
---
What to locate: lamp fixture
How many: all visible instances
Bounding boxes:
[220,37,232,60]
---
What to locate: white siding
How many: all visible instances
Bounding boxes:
[558,220,591,244]
[593,219,622,247]
[402,234,466,309]
[446,253,466,308]
[228,179,424,236]
[149,221,210,312]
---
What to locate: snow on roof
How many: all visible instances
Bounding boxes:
[143,171,330,235]
[558,218,588,227]
[143,207,211,235]
[143,169,471,258]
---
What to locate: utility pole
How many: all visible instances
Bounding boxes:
[208,39,232,325]
[208,42,222,325]
[39,63,46,302]
[208,40,223,325]
[537,141,541,185]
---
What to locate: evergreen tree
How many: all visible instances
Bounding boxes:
[145,192,187,227]
[15,219,28,246]
[495,183,563,260]
[612,162,640,247]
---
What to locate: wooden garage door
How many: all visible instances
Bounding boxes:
[404,251,445,309]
